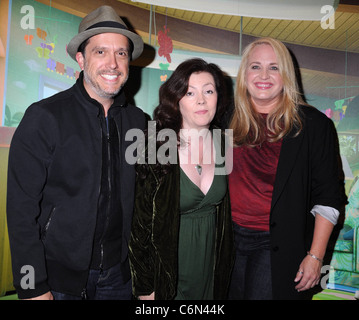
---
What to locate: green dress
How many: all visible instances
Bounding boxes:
[175,168,227,300]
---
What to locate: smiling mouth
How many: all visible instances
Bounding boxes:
[101,74,120,81]
[255,82,273,89]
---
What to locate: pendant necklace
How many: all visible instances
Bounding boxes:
[195,140,203,175]
[195,164,202,175]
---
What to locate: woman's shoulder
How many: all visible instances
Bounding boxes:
[298,104,336,138]
[137,161,178,184]
[298,104,332,125]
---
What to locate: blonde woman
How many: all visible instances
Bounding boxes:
[228,37,346,300]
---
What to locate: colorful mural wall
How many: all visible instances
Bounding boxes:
[4,0,81,127]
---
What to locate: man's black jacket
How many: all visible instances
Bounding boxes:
[6,73,146,299]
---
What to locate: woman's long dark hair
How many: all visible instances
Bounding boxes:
[137,58,229,180]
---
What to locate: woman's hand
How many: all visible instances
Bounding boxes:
[24,291,54,300]
[294,255,322,292]
[138,292,155,300]
[294,214,334,292]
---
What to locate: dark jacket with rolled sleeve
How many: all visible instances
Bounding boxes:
[6,73,146,299]
[269,105,346,299]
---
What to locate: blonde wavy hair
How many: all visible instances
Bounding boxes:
[230,37,306,147]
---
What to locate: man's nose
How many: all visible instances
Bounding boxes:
[107,53,118,69]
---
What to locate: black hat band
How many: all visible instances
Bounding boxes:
[86,21,128,31]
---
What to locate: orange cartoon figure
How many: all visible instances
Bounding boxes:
[37,28,47,41]
[24,34,34,45]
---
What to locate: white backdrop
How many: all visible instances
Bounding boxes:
[132,0,338,21]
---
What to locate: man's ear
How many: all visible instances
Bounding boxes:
[76,52,85,70]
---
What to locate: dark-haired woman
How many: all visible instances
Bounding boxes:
[129,58,234,300]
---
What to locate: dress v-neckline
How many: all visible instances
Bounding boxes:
[179,167,214,197]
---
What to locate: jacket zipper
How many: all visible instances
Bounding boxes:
[41,207,56,240]
[81,116,106,297]
[99,115,112,271]
[81,288,88,300]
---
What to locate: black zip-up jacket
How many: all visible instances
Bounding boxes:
[6,73,146,299]
[90,111,122,271]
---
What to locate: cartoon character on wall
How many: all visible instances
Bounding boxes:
[24,34,33,45]
[158,25,172,63]
[36,42,55,59]
[158,25,173,82]
[36,27,47,41]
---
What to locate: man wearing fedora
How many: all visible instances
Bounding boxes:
[7,6,146,300]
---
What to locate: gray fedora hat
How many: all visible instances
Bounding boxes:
[67,5,143,61]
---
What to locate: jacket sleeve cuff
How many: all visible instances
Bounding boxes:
[15,281,51,300]
[310,204,339,225]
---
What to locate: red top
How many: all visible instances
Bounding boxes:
[229,137,282,231]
